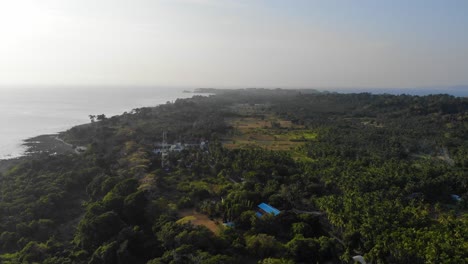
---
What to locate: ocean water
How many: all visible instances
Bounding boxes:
[0,86,196,159]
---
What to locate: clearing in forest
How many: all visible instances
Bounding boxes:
[177,209,220,234]
[222,114,317,152]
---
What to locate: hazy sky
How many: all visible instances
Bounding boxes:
[0,0,467,88]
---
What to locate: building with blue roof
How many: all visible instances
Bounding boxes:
[256,202,280,217]
[223,221,235,228]
[451,194,462,202]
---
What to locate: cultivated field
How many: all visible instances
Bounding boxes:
[222,112,317,152]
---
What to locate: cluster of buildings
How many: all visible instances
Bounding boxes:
[224,202,281,228]
[152,140,208,154]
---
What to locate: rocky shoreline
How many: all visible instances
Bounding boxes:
[0,134,76,173]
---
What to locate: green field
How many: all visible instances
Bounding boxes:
[223,114,317,152]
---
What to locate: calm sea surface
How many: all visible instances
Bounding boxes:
[0,86,196,159]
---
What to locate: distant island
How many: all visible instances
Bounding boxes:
[0,89,466,263]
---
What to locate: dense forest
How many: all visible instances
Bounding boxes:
[0,89,467,263]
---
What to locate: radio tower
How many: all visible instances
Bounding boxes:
[161,131,168,168]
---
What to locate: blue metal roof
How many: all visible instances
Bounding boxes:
[258,203,280,216]
[223,221,235,227]
[451,194,462,202]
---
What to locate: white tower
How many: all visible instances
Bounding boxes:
[161,131,168,168]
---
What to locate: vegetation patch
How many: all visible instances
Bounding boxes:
[178,209,220,234]
[1,90,467,263]
[223,111,316,151]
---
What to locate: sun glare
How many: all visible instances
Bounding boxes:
[0,2,56,40]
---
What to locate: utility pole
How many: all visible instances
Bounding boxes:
[161,131,168,168]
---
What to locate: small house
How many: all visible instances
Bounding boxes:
[451,194,462,202]
[256,203,280,217]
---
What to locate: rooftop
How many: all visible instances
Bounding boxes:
[258,203,280,216]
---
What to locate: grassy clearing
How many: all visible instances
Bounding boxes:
[176,215,196,224]
[223,113,317,153]
[178,209,220,234]
[0,253,17,263]
[285,131,318,141]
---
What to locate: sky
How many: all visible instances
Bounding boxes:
[0,0,467,89]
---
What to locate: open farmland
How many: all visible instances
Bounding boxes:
[222,105,317,153]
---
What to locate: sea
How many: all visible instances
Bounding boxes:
[0,86,198,160]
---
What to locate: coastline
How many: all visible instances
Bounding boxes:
[0,88,206,173]
[0,134,76,173]
[23,134,76,156]
[0,87,200,163]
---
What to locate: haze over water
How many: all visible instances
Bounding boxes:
[0,86,195,159]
